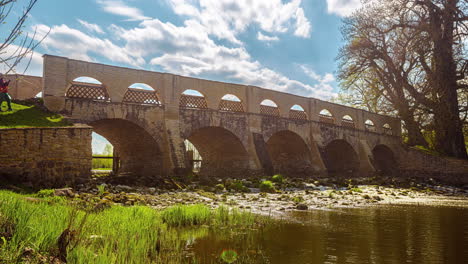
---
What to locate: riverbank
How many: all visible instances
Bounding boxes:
[37,175,468,216]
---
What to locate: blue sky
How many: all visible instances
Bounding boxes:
[4,0,363,152]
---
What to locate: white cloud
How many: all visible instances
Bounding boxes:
[114,18,333,98]
[0,44,43,76]
[326,0,362,17]
[35,24,144,66]
[96,0,150,21]
[166,0,311,44]
[78,19,104,34]
[299,64,336,96]
[257,32,279,42]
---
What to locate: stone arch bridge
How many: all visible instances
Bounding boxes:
[42,55,403,177]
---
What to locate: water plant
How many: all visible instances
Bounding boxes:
[271,174,284,184]
[259,180,276,193]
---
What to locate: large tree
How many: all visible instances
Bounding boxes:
[0,0,43,75]
[338,0,467,159]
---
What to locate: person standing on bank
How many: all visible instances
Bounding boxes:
[0,76,12,111]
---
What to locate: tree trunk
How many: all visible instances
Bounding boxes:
[401,113,429,147]
[430,0,468,159]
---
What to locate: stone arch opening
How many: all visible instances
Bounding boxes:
[123,83,161,105]
[90,119,164,177]
[319,109,334,124]
[180,89,208,109]
[372,144,397,175]
[260,99,280,116]
[266,130,313,175]
[322,139,359,175]
[66,76,109,102]
[342,115,355,128]
[185,127,250,176]
[289,104,307,120]
[383,123,393,135]
[91,132,116,174]
[219,94,244,112]
[365,119,376,132]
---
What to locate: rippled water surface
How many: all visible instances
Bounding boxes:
[190,205,468,263]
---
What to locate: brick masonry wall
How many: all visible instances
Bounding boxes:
[399,148,468,185]
[0,126,92,188]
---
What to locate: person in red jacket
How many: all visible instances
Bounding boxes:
[0,76,12,111]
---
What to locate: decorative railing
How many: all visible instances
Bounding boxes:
[383,127,393,135]
[260,105,280,116]
[289,109,307,120]
[219,100,244,112]
[123,88,160,105]
[342,119,355,128]
[365,124,377,132]
[180,94,208,109]
[319,114,335,124]
[66,82,109,101]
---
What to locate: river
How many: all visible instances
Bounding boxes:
[189,205,468,263]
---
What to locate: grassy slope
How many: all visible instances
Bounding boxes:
[0,101,70,128]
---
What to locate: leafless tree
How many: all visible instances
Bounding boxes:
[338,0,467,159]
[0,0,45,75]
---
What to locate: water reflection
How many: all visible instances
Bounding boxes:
[190,205,468,264]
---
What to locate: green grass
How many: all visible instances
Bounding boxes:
[0,190,267,263]
[92,155,113,170]
[0,101,70,128]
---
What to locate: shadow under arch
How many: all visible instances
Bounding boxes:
[322,139,360,176]
[372,144,397,175]
[90,118,164,176]
[266,130,313,176]
[185,126,250,176]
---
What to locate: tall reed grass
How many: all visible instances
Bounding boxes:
[0,190,267,263]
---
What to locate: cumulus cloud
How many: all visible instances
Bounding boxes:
[35,24,144,66]
[78,19,104,34]
[326,0,362,17]
[28,0,337,99]
[257,32,279,42]
[0,44,43,76]
[103,17,332,98]
[166,0,311,44]
[96,0,150,21]
[299,64,336,97]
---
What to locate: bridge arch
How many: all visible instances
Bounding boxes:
[265,130,313,175]
[322,139,360,175]
[66,76,109,101]
[180,89,208,109]
[372,144,397,175]
[90,118,165,176]
[289,104,308,120]
[319,109,335,124]
[123,83,161,105]
[185,126,250,176]
[341,115,355,128]
[383,123,393,135]
[260,99,280,116]
[219,94,244,112]
[365,119,376,132]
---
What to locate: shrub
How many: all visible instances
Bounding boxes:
[259,180,275,193]
[271,174,284,184]
[350,187,363,193]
